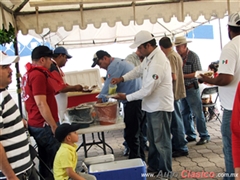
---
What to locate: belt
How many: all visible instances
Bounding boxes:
[185,83,194,90]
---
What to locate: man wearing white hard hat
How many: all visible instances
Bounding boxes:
[111,30,174,178]
[0,52,38,179]
[201,12,240,180]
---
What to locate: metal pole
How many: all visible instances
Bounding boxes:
[218,18,223,50]
[13,35,23,116]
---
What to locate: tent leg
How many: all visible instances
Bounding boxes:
[13,36,23,117]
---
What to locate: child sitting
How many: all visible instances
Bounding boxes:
[54,123,96,180]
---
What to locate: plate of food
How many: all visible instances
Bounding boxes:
[106,94,119,98]
[195,71,213,78]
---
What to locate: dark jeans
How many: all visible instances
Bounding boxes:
[17,166,38,180]
[123,100,145,161]
[28,125,60,180]
[123,110,148,149]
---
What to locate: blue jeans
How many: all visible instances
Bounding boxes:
[181,87,210,140]
[147,111,172,174]
[221,109,234,180]
[28,125,60,179]
[171,100,188,152]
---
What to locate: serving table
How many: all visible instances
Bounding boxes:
[76,118,125,158]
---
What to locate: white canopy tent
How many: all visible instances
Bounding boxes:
[1,0,240,37]
[33,15,217,48]
[0,0,239,114]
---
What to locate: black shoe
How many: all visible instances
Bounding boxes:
[186,136,196,142]
[147,167,158,176]
[196,138,209,145]
[123,147,129,156]
[172,150,189,157]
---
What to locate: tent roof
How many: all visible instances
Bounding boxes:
[1,0,240,35]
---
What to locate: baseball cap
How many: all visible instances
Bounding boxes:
[55,123,82,142]
[91,50,110,67]
[31,46,53,59]
[54,47,72,59]
[228,12,240,27]
[129,30,155,49]
[0,52,19,65]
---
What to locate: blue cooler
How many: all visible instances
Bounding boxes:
[89,158,146,180]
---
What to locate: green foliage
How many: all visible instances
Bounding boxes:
[0,23,16,46]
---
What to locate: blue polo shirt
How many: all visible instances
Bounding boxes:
[98,58,141,103]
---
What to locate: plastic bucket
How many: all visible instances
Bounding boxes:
[93,102,118,125]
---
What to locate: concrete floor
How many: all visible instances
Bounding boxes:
[76,115,225,180]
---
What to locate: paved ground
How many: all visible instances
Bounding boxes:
[77,114,225,180]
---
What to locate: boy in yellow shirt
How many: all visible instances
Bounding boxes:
[54,123,96,180]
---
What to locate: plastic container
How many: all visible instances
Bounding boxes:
[64,103,94,127]
[93,102,118,125]
[89,158,146,180]
[64,69,102,89]
[84,154,115,166]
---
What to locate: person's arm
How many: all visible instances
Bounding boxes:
[0,143,19,180]
[66,167,85,180]
[184,73,195,79]
[235,168,240,180]
[59,84,83,93]
[172,73,177,81]
[34,95,58,134]
[200,73,233,86]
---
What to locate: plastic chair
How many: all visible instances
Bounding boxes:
[201,86,221,123]
[29,144,53,180]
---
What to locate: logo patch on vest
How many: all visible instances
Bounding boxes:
[152,74,158,80]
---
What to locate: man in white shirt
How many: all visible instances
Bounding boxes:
[200,12,240,180]
[111,30,174,179]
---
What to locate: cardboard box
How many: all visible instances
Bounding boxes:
[89,158,146,180]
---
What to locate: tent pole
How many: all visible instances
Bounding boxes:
[13,35,23,117]
[218,18,223,50]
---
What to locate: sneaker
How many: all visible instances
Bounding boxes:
[196,138,209,145]
[186,136,196,142]
[172,151,189,157]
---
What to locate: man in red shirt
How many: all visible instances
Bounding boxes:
[22,46,60,180]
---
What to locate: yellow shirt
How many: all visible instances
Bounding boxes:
[53,143,78,180]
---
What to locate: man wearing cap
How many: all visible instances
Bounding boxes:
[159,37,189,158]
[51,47,84,122]
[174,36,210,146]
[111,30,174,178]
[0,52,38,179]
[91,50,145,161]
[201,12,240,179]
[22,46,61,179]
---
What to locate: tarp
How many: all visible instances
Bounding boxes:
[1,0,240,35]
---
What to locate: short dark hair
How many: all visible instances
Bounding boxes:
[229,25,240,33]
[159,37,172,48]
